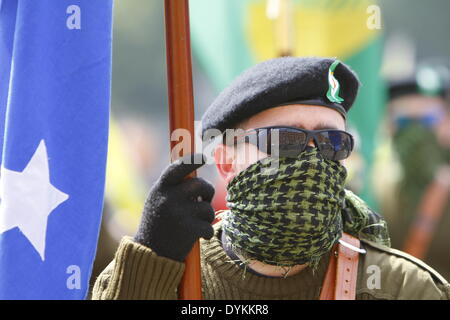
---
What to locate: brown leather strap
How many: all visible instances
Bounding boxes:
[319,233,361,300]
[318,243,337,300]
[335,233,360,299]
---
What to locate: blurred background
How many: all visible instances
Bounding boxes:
[90,0,450,287]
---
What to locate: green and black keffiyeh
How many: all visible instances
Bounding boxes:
[392,123,450,221]
[342,189,390,247]
[222,148,390,269]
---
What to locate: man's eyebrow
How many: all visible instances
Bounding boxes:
[311,123,340,130]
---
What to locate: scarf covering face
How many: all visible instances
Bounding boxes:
[393,123,444,192]
[223,148,390,268]
[392,123,449,219]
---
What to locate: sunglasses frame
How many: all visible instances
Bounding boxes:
[225,125,355,160]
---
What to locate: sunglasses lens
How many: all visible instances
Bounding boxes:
[243,127,353,160]
[261,129,307,158]
[316,131,353,160]
[279,130,308,158]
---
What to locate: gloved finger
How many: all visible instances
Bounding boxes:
[185,201,215,224]
[159,153,206,186]
[199,221,215,240]
[177,177,215,202]
[186,220,214,240]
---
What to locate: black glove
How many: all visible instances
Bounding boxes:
[134,153,215,262]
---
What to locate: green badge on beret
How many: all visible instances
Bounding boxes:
[326,60,345,104]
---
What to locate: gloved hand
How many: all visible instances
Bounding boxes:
[134,153,215,262]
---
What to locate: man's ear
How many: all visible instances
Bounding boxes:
[214,143,236,184]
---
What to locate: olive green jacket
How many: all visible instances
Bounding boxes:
[92,222,450,300]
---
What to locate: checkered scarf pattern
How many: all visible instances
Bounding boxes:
[223,148,390,268]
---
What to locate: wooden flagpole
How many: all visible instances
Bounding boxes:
[164,0,202,300]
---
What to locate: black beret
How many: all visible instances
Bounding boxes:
[388,78,421,100]
[388,77,446,100]
[201,56,360,136]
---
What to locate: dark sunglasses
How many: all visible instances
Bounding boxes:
[394,114,441,130]
[225,126,354,161]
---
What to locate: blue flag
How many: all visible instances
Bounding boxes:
[0,0,113,299]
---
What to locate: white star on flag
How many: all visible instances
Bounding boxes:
[0,140,69,261]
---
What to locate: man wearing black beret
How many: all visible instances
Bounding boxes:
[93,57,450,300]
[380,69,450,280]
